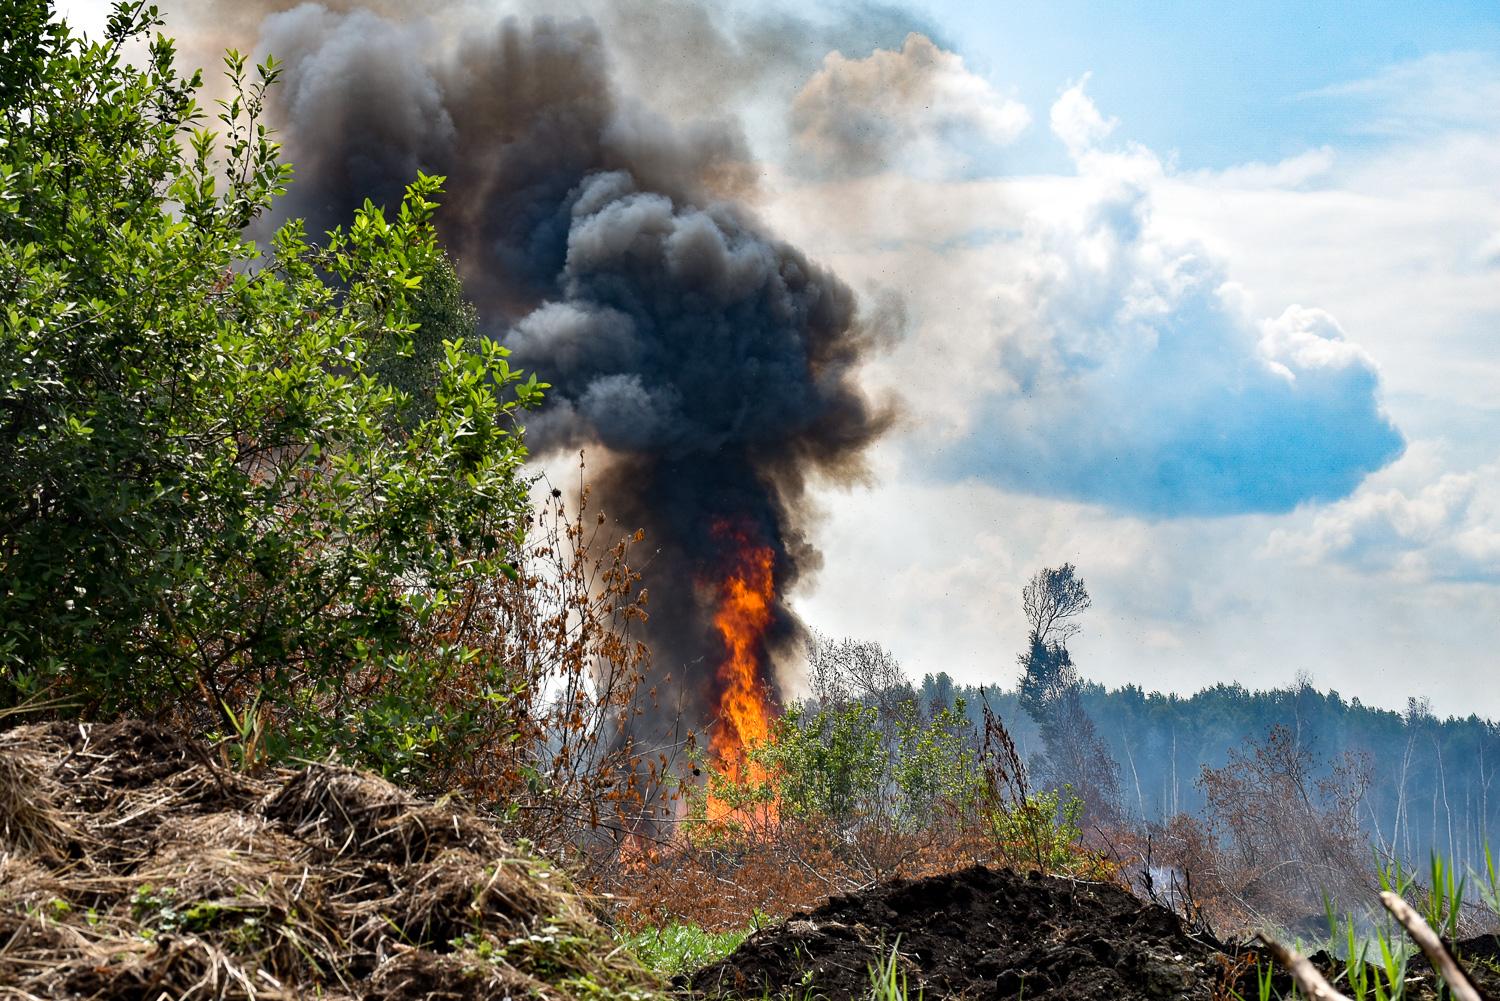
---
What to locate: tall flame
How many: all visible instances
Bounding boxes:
[705,525,779,823]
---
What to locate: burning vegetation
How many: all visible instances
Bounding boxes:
[704,520,781,823]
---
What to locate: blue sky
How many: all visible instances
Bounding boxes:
[914,0,1500,170]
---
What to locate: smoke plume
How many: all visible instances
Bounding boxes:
[248,4,894,739]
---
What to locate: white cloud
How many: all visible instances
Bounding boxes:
[1186,147,1336,191]
[1257,305,1376,378]
[1049,73,1118,156]
[1305,51,1500,136]
[1479,232,1500,268]
[772,82,1404,522]
[790,33,1029,178]
[1271,461,1500,583]
[931,82,1403,515]
[771,52,1500,715]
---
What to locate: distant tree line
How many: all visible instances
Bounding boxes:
[854,562,1500,923]
[920,639,1500,877]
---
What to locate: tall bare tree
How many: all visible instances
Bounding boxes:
[1016,565,1119,823]
[1022,563,1092,645]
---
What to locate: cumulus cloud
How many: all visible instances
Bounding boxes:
[935,80,1404,516]
[1270,464,1500,582]
[790,32,1029,177]
[1049,73,1117,156]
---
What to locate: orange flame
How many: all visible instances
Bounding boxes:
[705,532,779,824]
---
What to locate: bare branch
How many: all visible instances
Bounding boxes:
[1379,891,1485,1001]
[1021,563,1091,644]
[1256,934,1351,1001]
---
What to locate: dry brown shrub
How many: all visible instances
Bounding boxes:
[402,457,685,880]
[1197,724,1374,927]
[610,701,1119,932]
[0,740,71,862]
[1094,725,1382,937]
[0,720,657,1001]
[613,811,1119,933]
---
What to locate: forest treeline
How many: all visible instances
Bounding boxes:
[933,678,1498,875]
[789,613,1498,930]
[819,564,1499,878]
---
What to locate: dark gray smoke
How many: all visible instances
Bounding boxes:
[251,4,895,737]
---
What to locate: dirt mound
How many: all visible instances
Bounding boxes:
[692,863,1500,1001]
[0,720,655,1000]
[692,865,1248,1000]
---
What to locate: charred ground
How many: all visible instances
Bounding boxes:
[692,864,1500,1001]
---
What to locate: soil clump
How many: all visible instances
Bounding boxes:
[694,864,1500,1000]
[693,864,1243,1000]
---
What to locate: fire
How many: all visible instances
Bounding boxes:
[705,528,779,823]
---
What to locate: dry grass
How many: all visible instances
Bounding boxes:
[0,720,659,1001]
[0,743,71,863]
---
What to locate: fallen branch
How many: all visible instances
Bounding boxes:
[1379,890,1486,1001]
[1255,934,1351,1001]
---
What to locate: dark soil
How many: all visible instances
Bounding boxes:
[692,865,1500,1001]
[692,865,1250,1000]
[1449,935,1500,996]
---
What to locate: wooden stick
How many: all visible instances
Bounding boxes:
[1379,891,1486,1001]
[1256,934,1352,1001]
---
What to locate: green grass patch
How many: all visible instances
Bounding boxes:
[623,923,752,979]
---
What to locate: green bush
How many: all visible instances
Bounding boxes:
[749,703,885,831]
[697,698,982,838]
[0,3,543,774]
[985,787,1086,874]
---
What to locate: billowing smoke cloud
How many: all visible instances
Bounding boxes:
[252,4,893,735]
[792,32,1030,178]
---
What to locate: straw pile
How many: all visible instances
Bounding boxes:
[0,720,654,1000]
